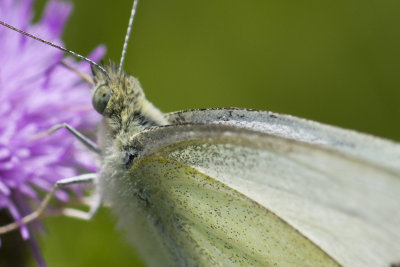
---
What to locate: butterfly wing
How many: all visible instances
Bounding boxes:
[165,108,400,173]
[104,108,400,267]
[121,158,340,266]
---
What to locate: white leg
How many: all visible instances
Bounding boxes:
[60,61,94,84]
[31,123,100,154]
[0,173,97,235]
[61,192,102,220]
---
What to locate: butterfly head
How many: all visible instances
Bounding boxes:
[91,62,167,135]
[91,62,145,115]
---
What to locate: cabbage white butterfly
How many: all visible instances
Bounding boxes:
[1,0,400,266]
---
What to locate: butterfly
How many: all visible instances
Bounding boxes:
[90,65,400,266]
[1,0,400,266]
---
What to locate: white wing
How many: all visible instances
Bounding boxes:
[165,108,400,173]
[126,108,400,267]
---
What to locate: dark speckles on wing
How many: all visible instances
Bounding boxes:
[125,158,340,266]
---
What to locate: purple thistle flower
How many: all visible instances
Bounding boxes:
[0,0,104,265]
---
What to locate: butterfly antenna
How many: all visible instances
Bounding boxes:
[0,20,108,76]
[118,0,139,75]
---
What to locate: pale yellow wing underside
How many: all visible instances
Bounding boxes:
[102,109,400,267]
[125,157,339,266]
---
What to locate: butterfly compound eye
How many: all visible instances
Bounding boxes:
[92,84,111,114]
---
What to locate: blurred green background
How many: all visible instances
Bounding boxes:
[26,0,400,266]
